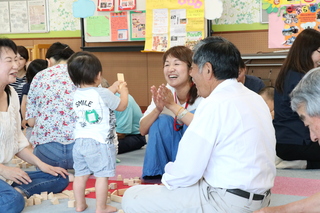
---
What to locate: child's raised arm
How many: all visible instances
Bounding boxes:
[116,82,128,111]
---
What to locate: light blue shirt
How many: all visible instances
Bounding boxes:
[115,93,142,135]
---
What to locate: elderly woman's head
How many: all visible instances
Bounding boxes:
[0,38,18,89]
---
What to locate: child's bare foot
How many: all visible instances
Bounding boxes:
[96,204,117,213]
[76,203,88,212]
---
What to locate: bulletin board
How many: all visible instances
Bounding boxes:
[262,0,320,48]
[0,0,49,34]
[144,0,205,52]
[84,0,146,42]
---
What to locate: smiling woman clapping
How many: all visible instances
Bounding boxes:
[140,46,203,179]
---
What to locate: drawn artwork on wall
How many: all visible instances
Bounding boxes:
[263,0,320,48]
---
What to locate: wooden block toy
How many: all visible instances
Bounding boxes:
[21,162,28,169]
[54,193,69,199]
[117,174,123,181]
[48,192,54,199]
[68,174,74,182]
[111,194,122,203]
[117,73,125,81]
[41,191,48,200]
[118,210,124,213]
[108,191,111,197]
[68,194,75,200]
[33,194,43,200]
[128,179,134,186]
[111,190,118,196]
[68,200,76,208]
[11,158,21,164]
[51,197,59,205]
[107,196,111,204]
[134,179,141,184]
[86,187,96,192]
[62,190,72,196]
[85,189,90,195]
[34,197,41,205]
[123,178,129,185]
[26,197,34,206]
[109,183,117,189]
[118,188,127,196]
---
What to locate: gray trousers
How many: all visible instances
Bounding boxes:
[122,179,271,213]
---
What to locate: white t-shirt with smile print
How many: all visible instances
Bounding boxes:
[73,87,120,144]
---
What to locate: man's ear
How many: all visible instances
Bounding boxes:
[203,62,213,79]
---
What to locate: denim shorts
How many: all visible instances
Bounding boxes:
[73,138,116,177]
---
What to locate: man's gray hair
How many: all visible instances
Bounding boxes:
[192,36,227,53]
[290,67,320,117]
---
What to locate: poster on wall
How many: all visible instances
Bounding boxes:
[97,0,114,11]
[118,0,136,10]
[86,15,111,38]
[145,0,205,52]
[0,2,10,33]
[9,1,29,33]
[28,0,47,32]
[263,0,320,48]
[130,10,146,41]
[110,11,128,41]
[0,0,49,34]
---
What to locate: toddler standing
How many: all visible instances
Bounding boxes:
[67,51,128,212]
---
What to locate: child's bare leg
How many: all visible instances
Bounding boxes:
[73,174,90,212]
[95,177,117,213]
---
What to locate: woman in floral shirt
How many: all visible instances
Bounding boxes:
[26,42,76,169]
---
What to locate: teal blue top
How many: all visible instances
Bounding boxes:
[114,93,142,135]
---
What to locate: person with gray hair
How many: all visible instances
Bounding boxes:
[192,35,227,52]
[122,38,276,213]
[255,67,320,213]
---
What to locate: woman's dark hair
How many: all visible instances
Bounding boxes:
[162,46,198,105]
[17,46,29,71]
[26,59,48,83]
[46,42,75,62]
[275,28,320,93]
[0,38,17,97]
[67,51,102,87]
[17,46,29,61]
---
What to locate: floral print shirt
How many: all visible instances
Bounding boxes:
[26,64,77,146]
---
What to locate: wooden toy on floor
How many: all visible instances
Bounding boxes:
[68,200,76,208]
[50,197,59,205]
[117,174,123,181]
